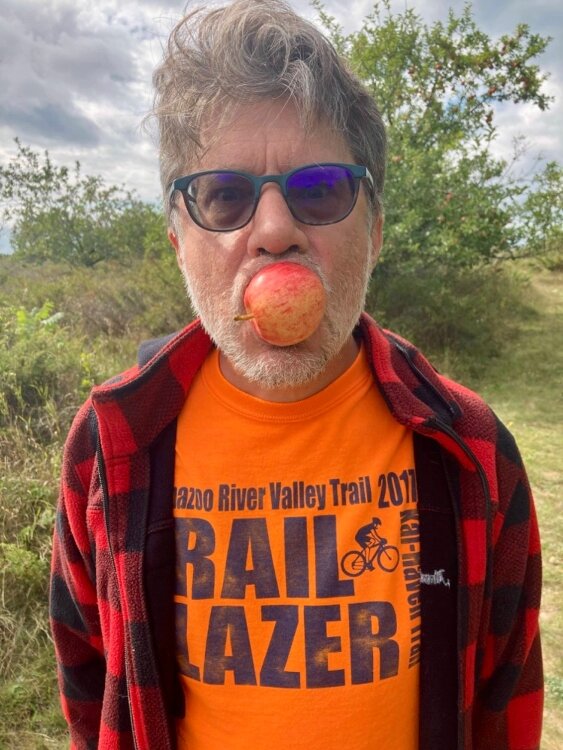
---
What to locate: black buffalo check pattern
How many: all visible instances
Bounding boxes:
[50,314,543,749]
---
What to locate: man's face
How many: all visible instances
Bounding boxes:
[169,100,382,395]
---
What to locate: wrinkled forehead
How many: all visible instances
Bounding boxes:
[189,98,352,173]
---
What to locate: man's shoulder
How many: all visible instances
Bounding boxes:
[360,315,494,428]
[361,316,515,473]
[94,319,209,392]
[90,330,182,391]
[63,321,213,461]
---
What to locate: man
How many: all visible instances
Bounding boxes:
[50,1,543,749]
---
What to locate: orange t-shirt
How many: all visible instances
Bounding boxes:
[174,345,421,750]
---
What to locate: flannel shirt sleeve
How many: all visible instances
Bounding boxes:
[50,403,106,749]
[474,419,543,750]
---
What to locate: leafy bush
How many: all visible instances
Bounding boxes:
[0,301,100,436]
[0,249,191,342]
[519,162,563,270]
[367,263,536,378]
[0,422,65,747]
[53,254,191,339]
[0,140,164,267]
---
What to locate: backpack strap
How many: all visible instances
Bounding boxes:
[137,332,178,368]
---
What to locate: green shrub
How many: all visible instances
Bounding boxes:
[0,301,102,436]
[367,263,536,379]
[54,254,191,339]
[0,420,66,747]
[0,253,191,343]
[0,633,67,748]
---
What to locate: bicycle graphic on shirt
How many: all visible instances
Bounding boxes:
[340,517,400,577]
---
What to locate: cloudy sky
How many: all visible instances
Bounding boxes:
[0,0,561,250]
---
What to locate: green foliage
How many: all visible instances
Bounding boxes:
[0,619,66,748]
[0,140,163,267]
[0,252,190,342]
[519,162,563,269]
[367,263,535,378]
[0,421,66,747]
[314,0,559,271]
[55,254,191,339]
[0,300,101,435]
[547,676,563,703]
[0,464,54,641]
[0,544,49,607]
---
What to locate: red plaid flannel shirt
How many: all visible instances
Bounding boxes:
[50,314,543,749]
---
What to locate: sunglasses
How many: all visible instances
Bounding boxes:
[169,163,374,232]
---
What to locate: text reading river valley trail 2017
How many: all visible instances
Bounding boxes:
[174,471,417,513]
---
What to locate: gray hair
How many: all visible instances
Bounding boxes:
[150,0,386,225]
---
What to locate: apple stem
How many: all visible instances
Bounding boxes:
[233,313,255,322]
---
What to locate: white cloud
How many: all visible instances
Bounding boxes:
[0,0,141,144]
[0,0,177,207]
[490,75,563,179]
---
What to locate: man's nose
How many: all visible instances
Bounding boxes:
[246,184,309,257]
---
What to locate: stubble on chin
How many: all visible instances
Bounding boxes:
[179,243,372,391]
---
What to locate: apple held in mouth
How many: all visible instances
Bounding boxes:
[234,262,326,346]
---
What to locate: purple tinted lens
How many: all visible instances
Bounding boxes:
[188,172,255,229]
[286,165,357,224]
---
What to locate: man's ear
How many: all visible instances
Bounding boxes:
[369,214,383,272]
[168,227,186,274]
[168,227,180,253]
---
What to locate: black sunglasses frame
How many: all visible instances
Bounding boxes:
[169,162,374,232]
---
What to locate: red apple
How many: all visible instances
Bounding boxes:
[234,262,326,346]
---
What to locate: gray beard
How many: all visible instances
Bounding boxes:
[179,249,371,391]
